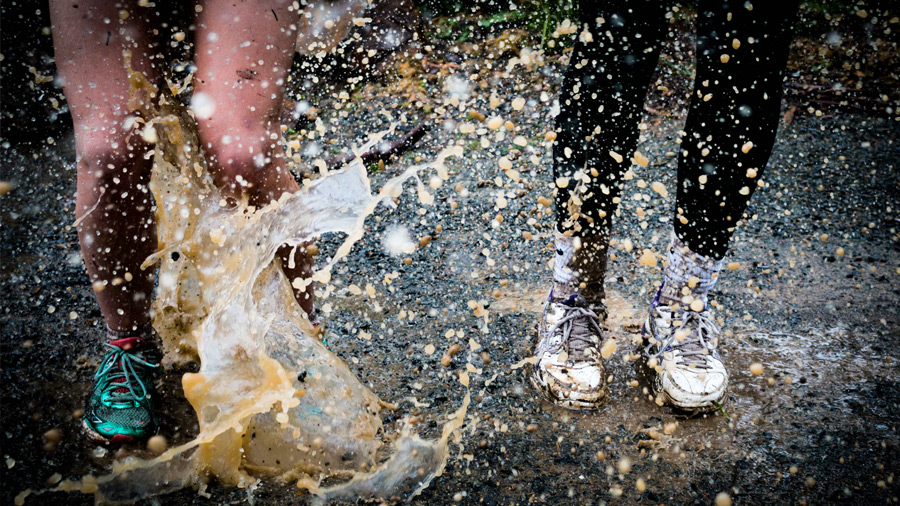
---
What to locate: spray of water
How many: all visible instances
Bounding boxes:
[55,51,468,504]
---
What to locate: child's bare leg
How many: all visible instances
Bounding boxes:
[50,0,159,334]
[194,0,314,315]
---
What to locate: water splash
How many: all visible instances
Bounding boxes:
[57,51,467,503]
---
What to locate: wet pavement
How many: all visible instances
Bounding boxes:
[2,9,900,506]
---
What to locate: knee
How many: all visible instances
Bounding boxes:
[76,132,151,191]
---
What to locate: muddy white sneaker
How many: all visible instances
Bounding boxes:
[531,293,608,410]
[639,290,728,411]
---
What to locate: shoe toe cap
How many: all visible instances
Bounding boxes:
[665,366,728,399]
[533,356,607,408]
[561,363,605,390]
[538,357,604,390]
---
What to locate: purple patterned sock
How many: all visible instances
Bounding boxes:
[658,234,723,308]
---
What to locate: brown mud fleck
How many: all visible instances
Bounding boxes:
[236,68,259,81]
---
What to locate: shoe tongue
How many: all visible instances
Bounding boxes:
[108,337,147,352]
[558,295,599,361]
[107,338,147,395]
[674,314,707,366]
[561,294,587,308]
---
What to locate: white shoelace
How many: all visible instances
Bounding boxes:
[547,305,603,362]
[646,306,720,370]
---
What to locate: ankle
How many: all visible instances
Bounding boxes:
[552,231,608,306]
[106,321,154,341]
[658,235,722,308]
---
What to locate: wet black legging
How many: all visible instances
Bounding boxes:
[554,0,798,259]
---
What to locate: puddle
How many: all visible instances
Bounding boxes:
[493,281,895,477]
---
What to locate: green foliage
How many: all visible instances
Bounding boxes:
[418,0,577,49]
[478,9,526,27]
[800,0,856,14]
[795,0,873,33]
[519,0,576,48]
[414,0,483,17]
[416,0,884,50]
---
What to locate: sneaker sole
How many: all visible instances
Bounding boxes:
[659,388,727,413]
[82,418,141,446]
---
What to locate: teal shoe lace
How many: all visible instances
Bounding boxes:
[95,342,160,406]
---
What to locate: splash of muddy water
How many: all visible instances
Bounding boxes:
[58,52,468,503]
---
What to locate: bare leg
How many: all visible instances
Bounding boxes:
[50,0,159,334]
[194,0,314,316]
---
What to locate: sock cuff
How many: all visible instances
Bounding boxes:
[552,233,578,285]
[106,321,154,341]
[665,234,723,293]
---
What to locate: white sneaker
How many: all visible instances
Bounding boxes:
[639,290,728,411]
[531,293,608,410]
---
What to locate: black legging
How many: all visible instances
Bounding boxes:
[554,0,798,259]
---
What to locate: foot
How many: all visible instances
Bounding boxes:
[531,293,608,410]
[83,337,162,445]
[638,287,728,411]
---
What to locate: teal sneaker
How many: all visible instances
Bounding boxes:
[82,337,162,445]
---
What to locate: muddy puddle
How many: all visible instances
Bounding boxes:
[492,282,897,496]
